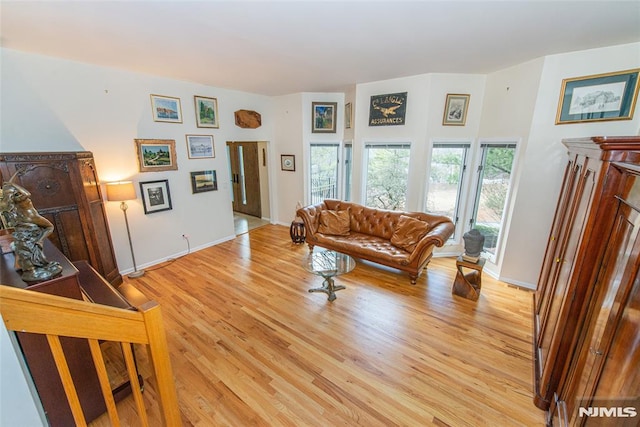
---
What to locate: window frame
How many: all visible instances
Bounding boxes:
[424,141,472,241]
[308,142,341,205]
[467,140,519,264]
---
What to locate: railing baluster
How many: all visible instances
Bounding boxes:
[88,338,121,426]
[122,342,149,427]
[47,334,88,427]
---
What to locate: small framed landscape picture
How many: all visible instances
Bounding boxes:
[345,102,352,129]
[194,95,219,128]
[442,94,470,126]
[281,155,295,171]
[556,68,640,124]
[312,102,337,133]
[190,170,218,194]
[186,134,215,159]
[135,139,178,172]
[140,180,172,214]
[150,94,182,123]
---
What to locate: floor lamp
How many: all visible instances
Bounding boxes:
[106,181,145,278]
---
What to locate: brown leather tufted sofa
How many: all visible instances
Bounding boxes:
[296,199,455,284]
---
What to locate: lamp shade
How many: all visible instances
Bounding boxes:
[106,181,136,202]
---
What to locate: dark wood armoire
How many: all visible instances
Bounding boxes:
[533,136,640,425]
[0,151,122,286]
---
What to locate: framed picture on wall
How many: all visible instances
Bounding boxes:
[186,134,215,159]
[555,68,640,124]
[194,95,219,128]
[150,94,182,123]
[281,155,295,171]
[442,94,470,126]
[190,170,218,193]
[139,180,172,214]
[369,92,407,126]
[345,102,352,129]
[135,139,178,172]
[312,102,337,133]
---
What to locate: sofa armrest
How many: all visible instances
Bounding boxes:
[296,202,326,237]
[404,220,455,264]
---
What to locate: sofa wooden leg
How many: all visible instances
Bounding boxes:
[410,275,417,285]
[306,243,315,252]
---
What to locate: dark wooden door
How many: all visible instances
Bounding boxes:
[227,142,261,217]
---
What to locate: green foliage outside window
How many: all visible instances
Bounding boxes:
[365,147,410,210]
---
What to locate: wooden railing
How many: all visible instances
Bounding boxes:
[0,285,181,426]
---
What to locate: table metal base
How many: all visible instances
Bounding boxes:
[308,277,345,301]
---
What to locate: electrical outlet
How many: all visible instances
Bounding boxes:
[182,234,189,239]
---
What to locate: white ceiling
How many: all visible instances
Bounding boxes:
[1,1,639,96]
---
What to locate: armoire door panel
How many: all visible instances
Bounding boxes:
[537,161,582,336]
[11,163,77,209]
[564,203,640,423]
[539,168,596,378]
[536,160,577,313]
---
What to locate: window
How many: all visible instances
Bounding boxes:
[309,143,339,204]
[364,143,411,210]
[343,142,352,201]
[470,143,517,261]
[425,143,470,239]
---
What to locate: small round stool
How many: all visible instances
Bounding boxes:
[290,221,306,244]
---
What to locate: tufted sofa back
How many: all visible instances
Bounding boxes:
[322,199,446,240]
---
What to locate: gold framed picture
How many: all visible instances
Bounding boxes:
[312,102,337,133]
[555,68,640,124]
[194,95,219,128]
[150,94,182,123]
[134,139,178,172]
[442,94,470,126]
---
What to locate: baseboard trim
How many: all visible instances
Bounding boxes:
[120,234,236,275]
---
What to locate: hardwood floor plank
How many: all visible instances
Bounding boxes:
[90,225,544,426]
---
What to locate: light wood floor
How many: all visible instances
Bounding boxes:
[91,225,545,426]
[234,212,270,235]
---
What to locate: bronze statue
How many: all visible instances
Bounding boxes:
[0,180,62,282]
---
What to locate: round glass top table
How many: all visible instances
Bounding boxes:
[303,250,356,301]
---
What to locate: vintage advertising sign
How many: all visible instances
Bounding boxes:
[369,92,407,126]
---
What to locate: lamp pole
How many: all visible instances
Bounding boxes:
[120,200,144,278]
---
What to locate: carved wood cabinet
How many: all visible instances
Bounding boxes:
[533,136,640,425]
[0,151,122,286]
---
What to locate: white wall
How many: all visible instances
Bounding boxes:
[273,93,304,223]
[477,57,545,281]
[353,72,486,250]
[1,48,276,274]
[499,42,640,288]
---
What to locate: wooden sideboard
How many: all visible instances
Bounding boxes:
[533,136,640,425]
[1,241,144,426]
[0,151,122,286]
